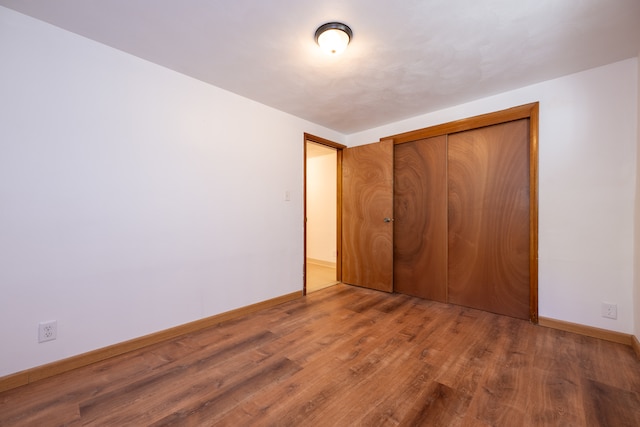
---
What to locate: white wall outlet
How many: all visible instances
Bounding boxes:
[38,320,57,343]
[601,303,617,320]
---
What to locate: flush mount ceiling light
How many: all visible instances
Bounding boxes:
[314,22,353,55]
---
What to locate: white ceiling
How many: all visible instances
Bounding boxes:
[2,0,639,134]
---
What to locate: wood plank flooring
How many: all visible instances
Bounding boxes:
[306,260,338,293]
[1,284,639,426]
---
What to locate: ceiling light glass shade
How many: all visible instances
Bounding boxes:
[315,22,352,55]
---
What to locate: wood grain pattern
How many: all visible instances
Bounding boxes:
[448,119,530,319]
[385,103,538,322]
[342,140,394,292]
[1,284,638,426]
[394,135,448,301]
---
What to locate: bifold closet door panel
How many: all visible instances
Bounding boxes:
[448,119,530,320]
[394,136,448,301]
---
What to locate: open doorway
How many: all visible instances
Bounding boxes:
[304,134,344,294]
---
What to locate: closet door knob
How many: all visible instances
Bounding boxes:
[383,217,394,223]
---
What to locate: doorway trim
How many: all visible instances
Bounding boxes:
[303,133,346,295]
[382,102,539,323]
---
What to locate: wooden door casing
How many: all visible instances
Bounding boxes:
[341,140,394,292]
[303,133,347,294]
[393,136,448,302]
[447,119,530,320]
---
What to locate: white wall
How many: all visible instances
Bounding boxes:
[0,7,343,377]
[349,58,639,335]
[306,149,337,264]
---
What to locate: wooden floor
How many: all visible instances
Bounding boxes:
[306,260,338,293]
[1,284,639,426]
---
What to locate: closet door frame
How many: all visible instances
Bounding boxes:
[383,102,539,323]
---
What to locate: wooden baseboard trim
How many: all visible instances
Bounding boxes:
[0,291,302,394]
[632,335,640,359]
[538,317,633,346]
[307,258,337,268]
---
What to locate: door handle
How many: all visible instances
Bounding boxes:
[383,217,394,223]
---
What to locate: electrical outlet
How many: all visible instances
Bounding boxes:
[38,320,57,343]
[601,303,617,320]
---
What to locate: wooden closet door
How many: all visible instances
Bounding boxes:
[448,119,530,320]
[394,136,448,301]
